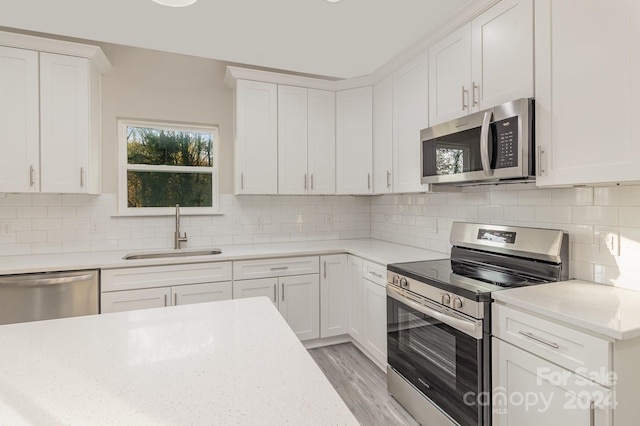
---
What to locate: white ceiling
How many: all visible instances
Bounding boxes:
[0,0,471,79]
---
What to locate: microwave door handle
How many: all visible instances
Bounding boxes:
[480,111,494,176]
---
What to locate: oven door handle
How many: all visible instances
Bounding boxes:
[387,287,482,339]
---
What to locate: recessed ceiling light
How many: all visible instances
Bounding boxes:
[152,0,198,7]
[325,0,343,3]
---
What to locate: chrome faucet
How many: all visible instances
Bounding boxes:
[174,204,188,249]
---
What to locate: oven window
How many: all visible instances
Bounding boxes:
[388,296,482,426]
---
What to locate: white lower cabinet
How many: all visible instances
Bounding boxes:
[320,254,348,338]
[233,274,320,341]
[348,255,387,369]
[363,276,387,367]
[493,338,612,426]
[101,281,232,313]
[347,255,364,344]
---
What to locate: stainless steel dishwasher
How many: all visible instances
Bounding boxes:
[0,269,99,325]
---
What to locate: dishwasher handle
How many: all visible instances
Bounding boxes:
[0,273,95,287]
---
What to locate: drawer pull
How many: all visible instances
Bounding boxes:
[590,400,595,426]
[270,266,289,271]
[368,271,383,279]
[518,330,560,349]
[281,282,285,302]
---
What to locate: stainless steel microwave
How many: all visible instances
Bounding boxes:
[421,98,534,185]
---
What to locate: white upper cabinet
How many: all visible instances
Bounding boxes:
[0,46,39,193]
[0,32,109,194]
[535,0,640,186]
[429,0,533,126]
[336,86,373,195]
[429,25,472,125]
[39,53,92,193]
[471,0,533,111]
[307,89,336,195]
[373,75,393,194]
[234,79,278,194]
[393,53,430,193]
[278,85,308,194]
[278,86,336,195]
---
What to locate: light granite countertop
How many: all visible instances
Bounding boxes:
[492,279,640,341]
[0,239,448,275]
[0,297,358,425]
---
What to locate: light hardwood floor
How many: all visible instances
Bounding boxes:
[308,343,419,426]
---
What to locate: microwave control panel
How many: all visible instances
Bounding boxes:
[494,116,518,169]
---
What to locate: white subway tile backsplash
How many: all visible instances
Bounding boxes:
[534,206,572,224]
[573,206,618,226]
[504,206,535,222]
[16,231,47,244]
[619,207,640,227]
[551,188,594,206]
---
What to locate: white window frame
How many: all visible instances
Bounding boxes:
[117,119,220,216]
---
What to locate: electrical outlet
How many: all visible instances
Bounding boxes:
[0,222,10,236]
[600,230,620,256]
[324,214,333,226]
[429,218,438,234]
[90,221,100,235]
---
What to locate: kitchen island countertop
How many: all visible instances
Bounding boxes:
[0,297,358,425]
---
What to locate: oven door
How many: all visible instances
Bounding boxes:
[387,286,484,426]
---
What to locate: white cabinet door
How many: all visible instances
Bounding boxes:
[347,255,364,344]
[535,0,640,186]
[429,24,472,125]
[173,281,232,306]
[493,338,612,426]
[279,274,320,341]
[233,277,278,306]
[101,287,171,313]
[393,53,430,193]
[39,52,90,193]
[373,75,393,194]
[278,85,308,194]
[234,79,278,194]
[307,89,336,195]
[363,278,387,367]
[471,0,533,110]
[320,254,348,338]
[336,86,373,194]
[0,46,39,193]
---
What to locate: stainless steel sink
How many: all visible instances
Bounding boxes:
[122,249,222,260]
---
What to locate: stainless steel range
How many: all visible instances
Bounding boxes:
[386,222,568,426]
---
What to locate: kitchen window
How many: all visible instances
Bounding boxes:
[117,119,220,215]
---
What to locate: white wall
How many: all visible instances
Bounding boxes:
[371,184,640,291]
[99,42,234,194]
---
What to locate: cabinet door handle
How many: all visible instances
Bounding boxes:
[367,173,371,190]
[240,172,244,190]
[174,293,178,306]
[29,165,35,187]
[80,167,85,188]
[589,400,595,426]
[386,171,391,188]
[304,173,307,190]
[270,266,288,271]
[281,282,285,301]
[538,146,547,176]
[164,294,168,306]
[369,270,383,279]
[518,330,560,349]
[273,284,277,303]
[472,82,479,107]
[323,261,327,279]
[310,174,314,190]
[462,86,468,110]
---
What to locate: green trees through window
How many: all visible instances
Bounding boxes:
[121,122,218,210]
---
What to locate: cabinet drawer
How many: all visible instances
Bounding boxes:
[362,260,386,286]
[101,262,233,292]
[233,256,319,280]
[493,303,612,386]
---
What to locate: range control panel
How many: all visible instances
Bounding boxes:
[494,116,518,169]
